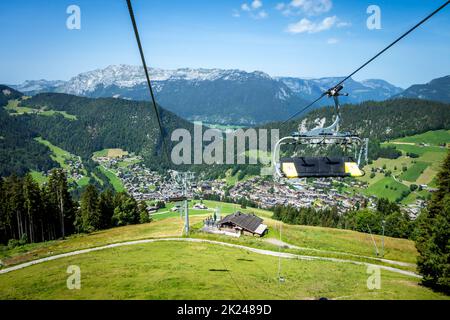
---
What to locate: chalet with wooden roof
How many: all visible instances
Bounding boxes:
[217,212,268,237]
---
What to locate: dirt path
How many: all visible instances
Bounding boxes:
[264,238,416,268]
[0,238,421,278]
[391,142,416,146]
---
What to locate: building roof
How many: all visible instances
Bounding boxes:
[218,212,264,234]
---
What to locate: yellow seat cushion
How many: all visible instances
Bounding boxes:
[281,162,298,178]
[344,162,364,177]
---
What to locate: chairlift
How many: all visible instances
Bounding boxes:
[273,85,369,179]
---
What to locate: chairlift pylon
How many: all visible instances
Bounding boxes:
[273,85,369,179]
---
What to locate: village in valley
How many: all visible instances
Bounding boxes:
[87,148,427,219]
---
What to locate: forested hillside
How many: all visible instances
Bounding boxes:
[14,92,194,168]
[395,75,450,104]
[264,98,450,158]
[0,85,22,105]
[0,87,57,176]
[2,86,450,184]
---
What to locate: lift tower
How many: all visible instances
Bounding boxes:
[173,171,195,235]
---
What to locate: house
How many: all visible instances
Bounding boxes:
[147,206,158,214]
[199,183,212,192]
[217,212,268,237]
[193,203,208,210]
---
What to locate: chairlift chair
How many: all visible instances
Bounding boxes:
[273,85,369,179]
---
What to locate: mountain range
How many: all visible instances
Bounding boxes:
[9,65,449,125]
[394,75,450,103]
[277,77,403,105]
[2,83,450,185]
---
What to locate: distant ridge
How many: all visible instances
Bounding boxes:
[394,75,450,104]
[11,65,404,125]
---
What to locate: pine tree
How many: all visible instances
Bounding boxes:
[8,175,25,240]
[98,189,115,229]
[112,192,139,226]
[416,150,450,294]
[77,185,100,233]
[46,169,75,238]
[138,201,151,224]
[22,174,42,243]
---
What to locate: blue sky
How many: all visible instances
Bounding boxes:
[0,0,449,88]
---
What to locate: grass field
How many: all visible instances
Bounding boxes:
[358,130,449,201]
[384,143,444,157]
[224,168,256,186]
[93,148,128,159]
[30,170,48,185]
[4,99,77,120]
[0,201,417,265]
[0,215,199,266]
[190,201,419,265]
[401,189,430,205]
[98,166,125,192]
[364,177,410,202]
[1,241,447,300]
[35,137,74,169]
[38,110,77,120]
[34,137,90,187]
[393,130,450,146]
[116,158,141,168]
[4,99,34,114]
[1,200,447,300]
[92,149,108,157]
[400,162,429,182]
[0,200,418,268]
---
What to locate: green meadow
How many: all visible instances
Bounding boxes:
[359,129,449,201]
[1,241,446,300]
[4,99,77,120]
[1,199,448,300]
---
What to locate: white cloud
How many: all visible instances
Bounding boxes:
[241,3,251,11]
[278,0,333,16]
[327,38,339,44]
[232,10,241,18]
[255,10,268,19]
[238,1,267,20]
[275,3,286,10]
[337,21,351,28]
[251,0,263,9]
[286,15,337,34]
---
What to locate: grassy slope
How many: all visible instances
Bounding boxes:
[149,200,419,264]
[394,130,450,146]
[400,162,429,182]
[1,241,446,300]
[30,170,48,185]
[359,130,449,201]
[1,201,418,267]
[92,148,128,158]
[0,215,199,266]
[97,166,125,192]
[0,201,446,299]
[92,148,131,191]
[364,177,410,202]
[35,137,71,168]
[34,137,90,187]
[5,99,77,120]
